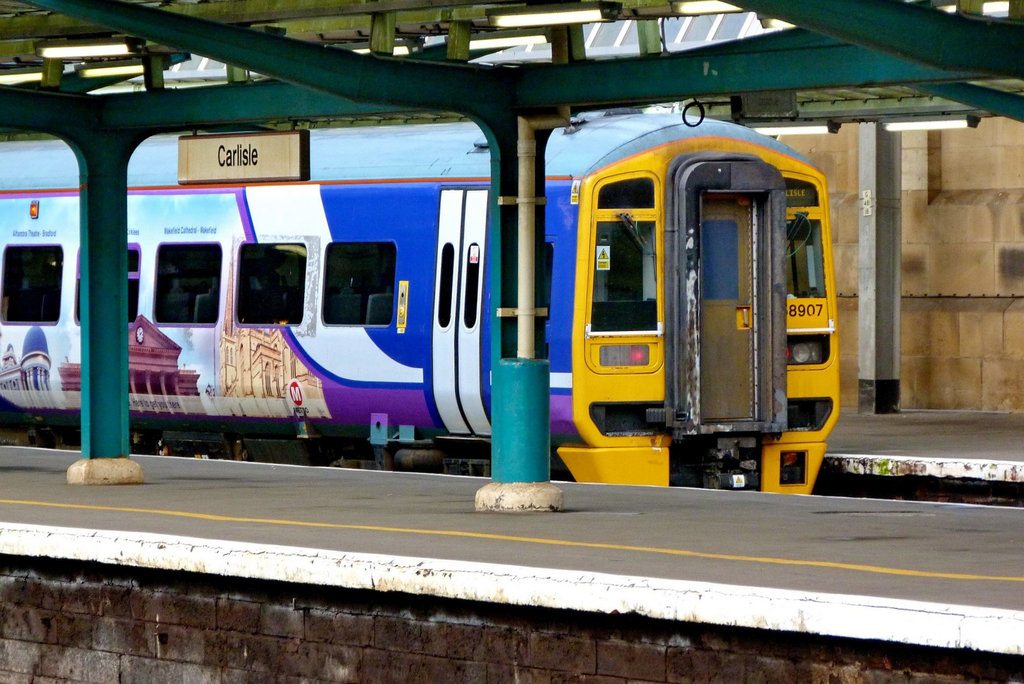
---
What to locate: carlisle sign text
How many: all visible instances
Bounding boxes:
[178,131,310,185]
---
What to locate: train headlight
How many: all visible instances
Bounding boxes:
[786,336,826,365]
[599,344,650,367]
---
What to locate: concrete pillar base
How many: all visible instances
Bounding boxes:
[475,481,563,512]
[67,458,144,486]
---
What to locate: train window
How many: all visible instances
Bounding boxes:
[237,243,306,325]
[437,243,455,329]
[540,241,554,320]
[2,246,63,323]
[322,242,396,326]
[598,178,655,209]
[75,247,141,324]
[786,214,827,298]
[463,243,481,330]
[785,179,819,208]
[591,218,658,332]
[127,248,140,323]
[155,244,222,324]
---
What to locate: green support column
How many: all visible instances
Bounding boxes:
[490,358,551,484]
[475,116,563,512]
[66,131,144,485]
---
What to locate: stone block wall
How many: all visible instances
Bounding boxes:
[0,555,1021,682]
[787,119,1024,411]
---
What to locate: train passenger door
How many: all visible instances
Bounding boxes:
[432,188,490,435]
[701,197,757,420]
[664,154,787,437]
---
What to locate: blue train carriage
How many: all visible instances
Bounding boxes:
[0,112,838,493]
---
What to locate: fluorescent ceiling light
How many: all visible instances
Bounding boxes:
[77,63,145,79]
[487,2,621,28]
[0,71,43,85]
[759,17,794,29]
[470,35,547,50]
[352,45,412,55]
[982,1,1009,13]
[753,125,837,136]
[883,118,975,131]
[38,37,143,59]
[670,1,740,14]
[933,1,1008,13]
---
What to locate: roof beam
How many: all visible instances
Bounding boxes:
[0,0,474,40]
[23,0,513,123]
[795,94,977,121]
[369,12,397,55]
[917,82,1024,122]
[515,29,983,109]
[0,0,673,41]
[96,80,410,131]
[0,87,98,136]
[732,0,1024,79]
[0,11,97,41]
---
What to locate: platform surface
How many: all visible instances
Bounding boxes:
[0,440,1022,655]
[829,409,1024,462]
[826,409,1024,483]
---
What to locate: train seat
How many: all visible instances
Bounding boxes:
[365,292,392,325]
[194,291,217,323]
[162,281,191,323]
[326,293,361,325]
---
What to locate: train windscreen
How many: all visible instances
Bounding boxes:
[785,213,826,299]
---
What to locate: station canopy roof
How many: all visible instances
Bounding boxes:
[1,0,1024,131]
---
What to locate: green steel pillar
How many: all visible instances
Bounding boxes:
[65,131,143,484]
[475,115,563,511]
[491,358,551,483]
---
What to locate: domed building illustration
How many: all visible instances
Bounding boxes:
[0,343,19,391]
[0,326,52,393]
[21,326,52,391]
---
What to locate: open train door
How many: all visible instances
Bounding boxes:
[664,153,787,440]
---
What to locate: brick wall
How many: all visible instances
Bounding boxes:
[788,120,1024,411]
[1,555,1020,682]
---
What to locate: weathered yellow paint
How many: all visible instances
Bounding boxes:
[566,137,839,493]
[557,444,670,486]
[760,442,826,495]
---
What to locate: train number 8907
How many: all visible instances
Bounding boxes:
[788,303,824,317]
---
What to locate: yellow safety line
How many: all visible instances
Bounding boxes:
[1,497,1022,583]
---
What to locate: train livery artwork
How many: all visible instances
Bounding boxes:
[0,112,839,493]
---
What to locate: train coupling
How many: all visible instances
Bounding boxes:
[702,437,761,490]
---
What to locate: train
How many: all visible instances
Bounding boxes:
[0,111,839,494]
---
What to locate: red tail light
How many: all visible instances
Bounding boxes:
[599,344,650,367]
[779,450,807,485]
